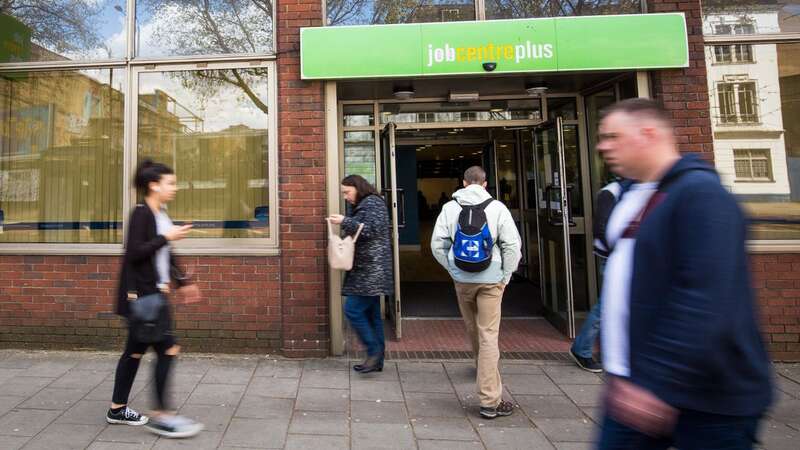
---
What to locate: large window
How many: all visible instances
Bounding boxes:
[0,69,125,243]
[135,1,275,58]
[703,0,800,241]
[326,0,476,26]
[136,67,272,239]
[0,1,127,62]
[1,2,277,251]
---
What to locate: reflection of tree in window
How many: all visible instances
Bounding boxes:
[0,1,105,60]
[326,0,475,26]
[138,0,274,56]
[485,0,641,20]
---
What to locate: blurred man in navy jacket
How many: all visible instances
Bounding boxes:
[594,99,772,450]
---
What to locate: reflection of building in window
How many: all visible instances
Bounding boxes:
[734,149,773,182]
[703,5,791,205]
[717,78,759,124]
[713,44,754,64]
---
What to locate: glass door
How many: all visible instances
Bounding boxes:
[533,118,577,337]
[380,123,402,339]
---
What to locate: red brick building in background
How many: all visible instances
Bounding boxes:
[1,0,798,360]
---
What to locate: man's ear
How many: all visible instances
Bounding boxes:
[463,180,469,188]
[482,181,487,188]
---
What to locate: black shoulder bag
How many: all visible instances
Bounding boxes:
[127,258,170,344]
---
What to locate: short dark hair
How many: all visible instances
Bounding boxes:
[599,98,672,128]
[463,166,486,185]
[134,159,174,194]
[341,174,380,203]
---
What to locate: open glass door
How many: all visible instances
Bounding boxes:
[533,118,577,337]
[380,123,402,339]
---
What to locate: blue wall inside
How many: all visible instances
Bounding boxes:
[397,146,419,245]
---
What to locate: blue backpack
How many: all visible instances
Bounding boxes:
[452,199,494,272]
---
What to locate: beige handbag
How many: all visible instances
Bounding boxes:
[327,219,364,271]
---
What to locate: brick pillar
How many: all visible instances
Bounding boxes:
[647,0,714,160]
[276,0,329,357]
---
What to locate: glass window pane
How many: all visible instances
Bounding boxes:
[327,0,475,26]
[494,130,519,209]
[486,0,641,20]
[135,1,274,58]
[0,68,125,243]
[343,131,376,184]
[548,97,577,121]
[137,68,270,239]
[343,104,374,127]
[707,43,800,239]
[703,1,800,35]
[0,1,127,62]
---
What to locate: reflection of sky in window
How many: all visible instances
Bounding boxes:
[328,0,474,26]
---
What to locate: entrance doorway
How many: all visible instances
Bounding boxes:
[378,106,593,339]
[334,73,643,355]
[393,126,544,320]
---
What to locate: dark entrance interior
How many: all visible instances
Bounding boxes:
[394,127,543,317]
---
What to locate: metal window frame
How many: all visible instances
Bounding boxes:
[1,62,279,255]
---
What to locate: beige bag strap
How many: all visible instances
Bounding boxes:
[326,218,364,242]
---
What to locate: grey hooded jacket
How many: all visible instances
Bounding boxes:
[431,185,522,285]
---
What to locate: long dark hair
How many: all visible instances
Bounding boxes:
[341,174,380,204]
[134,159,174,195]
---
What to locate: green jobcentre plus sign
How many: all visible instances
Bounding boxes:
[300,13,688,80]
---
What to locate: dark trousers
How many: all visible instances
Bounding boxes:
[597,409,761,450]
[344,295,385,358]
[112,327,176,411]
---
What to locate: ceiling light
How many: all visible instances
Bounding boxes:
[525,83,549,96]
[489,100,507,112]
[393,84,415,100]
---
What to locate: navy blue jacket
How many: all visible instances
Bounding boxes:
[627,155,773,417]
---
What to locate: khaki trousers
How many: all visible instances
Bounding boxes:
[454,281,505,408]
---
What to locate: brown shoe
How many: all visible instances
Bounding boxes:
[479,400,514,419]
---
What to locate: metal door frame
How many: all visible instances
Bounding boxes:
[380,122,403,338]
[533,118,577,338]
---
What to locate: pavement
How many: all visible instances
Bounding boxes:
[0,350,798,449]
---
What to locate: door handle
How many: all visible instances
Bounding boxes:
[545,184,563,227]
[381,188,406,228]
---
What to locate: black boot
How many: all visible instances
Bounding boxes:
[356,354,384,374]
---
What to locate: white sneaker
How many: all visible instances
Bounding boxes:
[145,414,204,438]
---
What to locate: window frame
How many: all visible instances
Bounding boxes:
[712,43,755,64]
[130,60,279,254]
[0,60,279,256]
[715,78,760,125]
[733,148,774,183]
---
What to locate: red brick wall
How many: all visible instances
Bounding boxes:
[276,0,328,357]
[752,254,800,361]
[0,256,284,353]
[0,0,330,357]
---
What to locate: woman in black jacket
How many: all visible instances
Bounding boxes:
[107,159,203,438]
[327,175,394,374]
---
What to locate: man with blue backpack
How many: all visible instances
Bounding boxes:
[431,166,522,419]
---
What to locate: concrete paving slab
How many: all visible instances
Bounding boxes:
[50,369,110,390]
[400,370,454,393]
[300,369,350,389]
[185,383,245,406]
[352,422,416,450]
[560,385,604,408]
[177,404,236,432]
[350,380,404,402]
[201,366,255,385]
[478,426,556,450]
[295,388,349,412]
[21,423,104,450]
[516,395,585,419]
[350,400,409,424]
[285,434,349,450]
[405,392,467,418]
[152,431,223,449]
[411,417,478,441]
[221,417,290,449]
[0,376,54,397]
[288,410,350,435]
[245,377,300,399]
[532,417,596,443]
[503,374,562,396]
[18,387,87,410]
[0,408,60,436]
[235,397,295,420]
[417,440,486,450]
[542,366,604,385]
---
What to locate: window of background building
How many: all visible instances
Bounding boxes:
[0,69,125,243]
[0,1,128,62]
[713,44,754,64]
[137,67,271,239]
[326,0,475,26]
[717,80,759,124]
[703,1,800,240]
[734,149,773,182]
